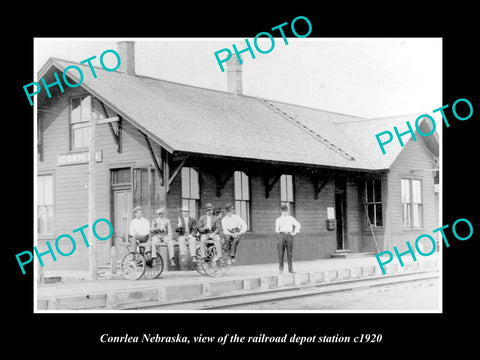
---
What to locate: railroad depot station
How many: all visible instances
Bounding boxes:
[36,41,439,273]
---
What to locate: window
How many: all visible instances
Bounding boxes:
[111,168,131,186]
[365,178,382,227]
[133,167,155,221]
[280,174,294,213]
[412,179,423,227]
[401,179,411,227]
[70,96,104,149]
[234,171,250,229]
[181,167,199,219]
[402,178,423,228]
[38,175,54,235]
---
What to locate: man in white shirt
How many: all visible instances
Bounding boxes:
[275,204,301,273]
[221,203,247,264]
[128,206,150,251]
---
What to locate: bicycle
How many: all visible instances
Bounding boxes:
[176,226,231,277]
[194,235,232,277]
[118,235,164,280]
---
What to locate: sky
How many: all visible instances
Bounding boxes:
[35,37,442,124]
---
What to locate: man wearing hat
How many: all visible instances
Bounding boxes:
[175,206,198,262]
[197,203,222,260]
[151,208,175,266]
[128,206,151,251]
[221,203,247,264]
[275,204,301,273]
[214,207,225,237]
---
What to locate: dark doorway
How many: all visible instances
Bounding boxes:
[334,176,347,251]
[335,192,346,250]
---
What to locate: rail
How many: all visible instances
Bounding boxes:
[119,268,439,310]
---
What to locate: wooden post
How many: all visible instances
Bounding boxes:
[88,113,98,281]
[110,236,117,276]
[110,248,117,275]
[361,193,380,253]
[85,106,118,280]
[148,163,152,221]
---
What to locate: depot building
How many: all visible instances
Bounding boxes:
[36,41,439,271]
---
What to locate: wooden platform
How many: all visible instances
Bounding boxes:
[331,250,377,259]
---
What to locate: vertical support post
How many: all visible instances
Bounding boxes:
[88,113,98,281]
[148,163,152,224]
[110,209,117,276]
[362,192,380,254]
[110,241,117,275]
[159,149,168,212]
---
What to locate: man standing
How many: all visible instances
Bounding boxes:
[275,204,301,273]
[128,206,150,251]
[221,203,247,264]
[151,208,175,266]
[197,203,222,260]
[175,206,198,263]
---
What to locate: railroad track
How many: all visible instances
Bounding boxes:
[121,269,439,310]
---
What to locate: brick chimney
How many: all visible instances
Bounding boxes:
[117,41,135,75]
[227,56,242,95]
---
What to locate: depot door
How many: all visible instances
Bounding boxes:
[110,168,133,261]
[113,190,132,240]
[335,176,347,251]
[335,193,346,250]
[111,189,131,262]
[110,166,156,239]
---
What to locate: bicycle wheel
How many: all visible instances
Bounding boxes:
[121,252,146,280]
[143,251,164,279]
[201,246,224,277]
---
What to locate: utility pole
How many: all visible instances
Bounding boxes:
[87,109,119,281]
[88,112,98,280]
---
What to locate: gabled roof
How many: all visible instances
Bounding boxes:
[38,58,438,172]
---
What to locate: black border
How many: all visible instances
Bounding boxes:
[9,6,479,355]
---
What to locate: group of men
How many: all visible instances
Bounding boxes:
[129,202,302,274]
[128,203,247,267]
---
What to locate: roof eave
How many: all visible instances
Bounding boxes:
[37,59,175,154]
[172,150,386,173]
